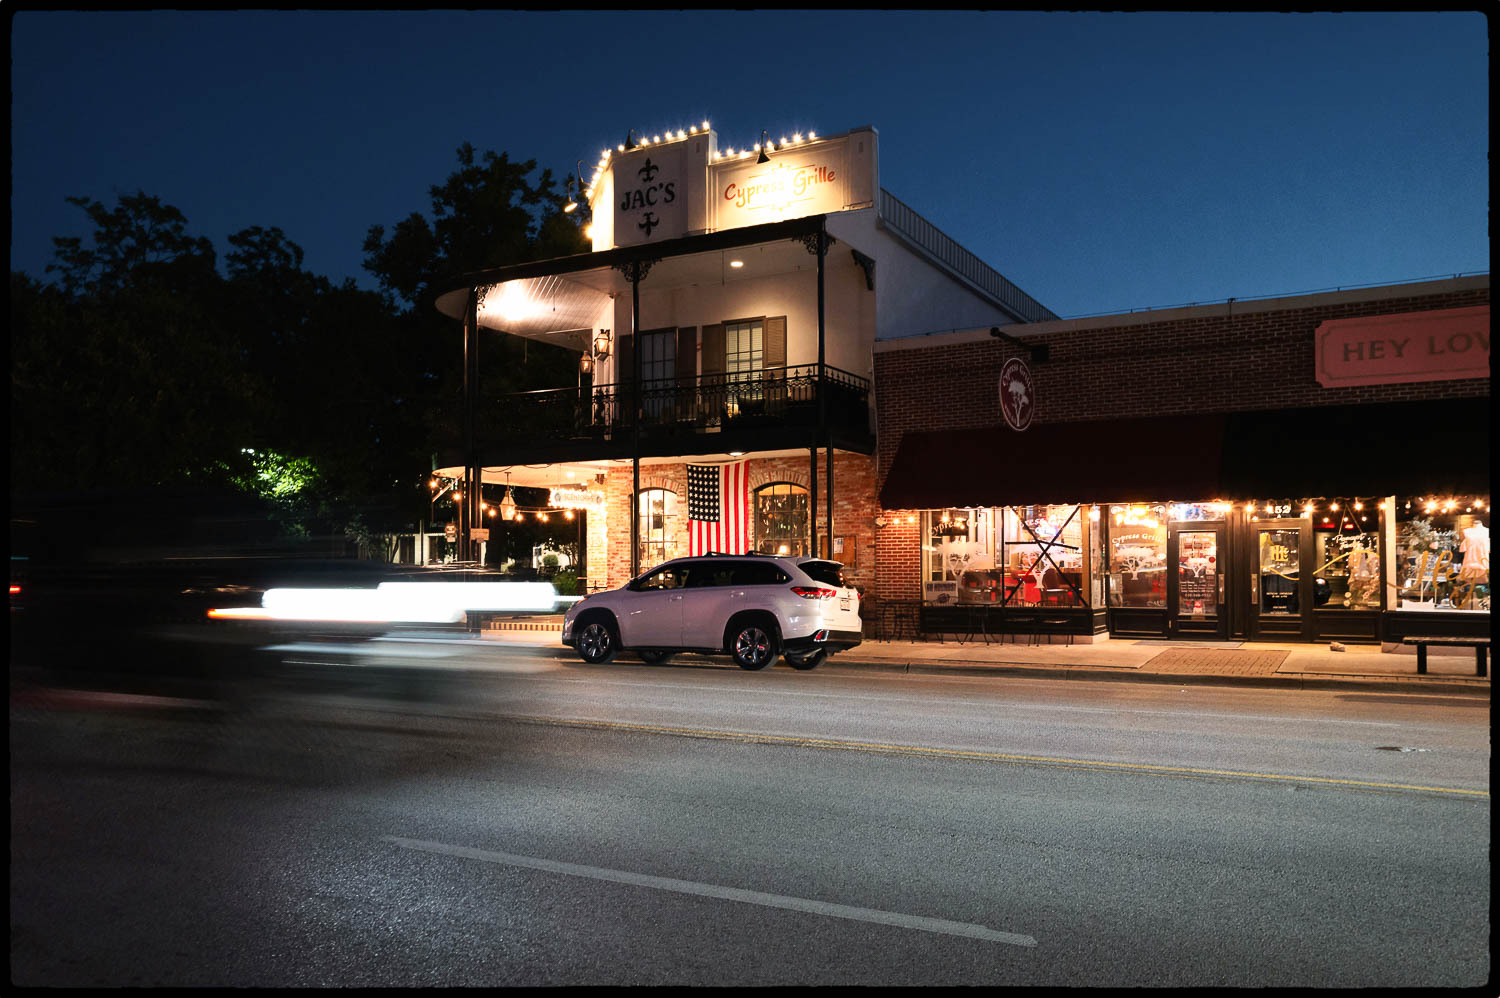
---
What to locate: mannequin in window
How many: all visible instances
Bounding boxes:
[1458,523,1489,582]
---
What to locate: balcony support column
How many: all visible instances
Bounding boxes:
[631,264,642,579]
[462,286,480,563]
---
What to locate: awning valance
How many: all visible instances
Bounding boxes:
[879,397,1490,509]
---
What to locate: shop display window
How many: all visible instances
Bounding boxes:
[920,505,1091,607]
[1311,501,1380,610]
[754,483,809,556]
[1003,505,1087,607]
[1395,495,1489,612]
[921,508,996,605]
[637,488,678,568]
[1107,504,1167,608]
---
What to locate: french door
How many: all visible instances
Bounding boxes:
[1167,524,1226,638]
[1248,518,1313,641]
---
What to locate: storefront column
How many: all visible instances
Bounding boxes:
[461,286,479,562]
[630,265,642,579]
[819,228,832,549]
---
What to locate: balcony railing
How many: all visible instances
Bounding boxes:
[490,365,872,444]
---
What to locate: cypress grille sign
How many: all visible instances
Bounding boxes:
[999,358,1035,431]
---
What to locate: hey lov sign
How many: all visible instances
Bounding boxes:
[1315,305,1489,387]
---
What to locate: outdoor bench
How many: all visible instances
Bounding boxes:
[1401,636,1489,677]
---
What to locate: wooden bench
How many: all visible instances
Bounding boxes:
[1401,636,1489,677]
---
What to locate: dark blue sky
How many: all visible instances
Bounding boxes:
[10,10,1488,318]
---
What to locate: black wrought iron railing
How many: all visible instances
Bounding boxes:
[491,365,872,442]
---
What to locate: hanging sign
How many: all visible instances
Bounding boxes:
[549,487,606,513]
[1315,305,1489,387]
[998,357,1035,431]
[613,148,687,246]
[443,522,457,542]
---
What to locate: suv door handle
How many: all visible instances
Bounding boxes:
[729,590,746,598]
[669,595,684,601]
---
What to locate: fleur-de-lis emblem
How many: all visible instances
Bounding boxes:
[637,157,659,183]
[638,211,659,237]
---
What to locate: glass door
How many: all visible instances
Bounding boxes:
[1250,519,1313,640]
[1168,526,1226,638]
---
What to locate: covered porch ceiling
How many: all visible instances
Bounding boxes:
[431,215,859,345]
[432,448,835,491]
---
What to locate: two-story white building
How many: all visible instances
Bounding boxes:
[431,121,1055,593]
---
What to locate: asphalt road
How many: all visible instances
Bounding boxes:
[9,641,1491,986]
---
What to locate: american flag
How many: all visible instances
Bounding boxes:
[687,461,750,556]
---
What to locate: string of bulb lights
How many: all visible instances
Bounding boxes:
[574,121,823,206]
[427,477,578,523]
[875,497,1488,528]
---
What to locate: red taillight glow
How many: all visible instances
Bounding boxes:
[9,584,20,595]
[791,586,837,599]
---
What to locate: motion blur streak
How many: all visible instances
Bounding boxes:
[208,581,576,624]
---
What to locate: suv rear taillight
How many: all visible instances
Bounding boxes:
[790,586,837,599]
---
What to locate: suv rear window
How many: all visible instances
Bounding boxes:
[798,560,846,588]
[731,561,790,586]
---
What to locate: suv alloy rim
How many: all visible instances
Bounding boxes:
[735,626,772,668]
[579,622,611,659]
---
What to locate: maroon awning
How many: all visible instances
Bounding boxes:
[879,415,1227,509]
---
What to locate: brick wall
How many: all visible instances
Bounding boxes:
[593,452,879,592]
[871,283,1491,601]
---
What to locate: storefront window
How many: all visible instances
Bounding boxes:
[1107,504,1167,608]
[1312,501,1381,610]
[637,488,677,568]
[919,505,1092,607]
[1002,505,1087,607]
[754,483,808,556]
[921,508,997,604]
[1395,496,1489,611]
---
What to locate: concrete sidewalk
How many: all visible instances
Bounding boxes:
[481,616,1490,696]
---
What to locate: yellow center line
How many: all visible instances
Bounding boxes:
[503,713,1490,799]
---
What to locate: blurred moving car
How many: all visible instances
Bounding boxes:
[562,553,861,670]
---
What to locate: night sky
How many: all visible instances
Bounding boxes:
[10,10,1488,319]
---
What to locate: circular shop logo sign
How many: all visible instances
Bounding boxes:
[998,357,1034,431]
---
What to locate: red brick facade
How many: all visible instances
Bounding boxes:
[872,279,1491,602]
[595,451,878,593]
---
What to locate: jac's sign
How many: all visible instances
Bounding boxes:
[1315,305,1489,387]
[613,149,686,246]
[713,149,847,230]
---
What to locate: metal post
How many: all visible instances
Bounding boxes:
[630,265,642,580]
[462,288,478,562]
[816,225,827,556]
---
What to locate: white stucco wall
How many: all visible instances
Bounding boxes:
[603,253,875,383]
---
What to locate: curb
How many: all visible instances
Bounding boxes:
[815,656,1491,696]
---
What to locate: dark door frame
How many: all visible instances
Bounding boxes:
[1247,517,1315,642]
[1167,522,1228,639]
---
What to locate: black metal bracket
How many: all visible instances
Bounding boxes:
[612,258,659,284]
[990,325,1049,363]
[851,249,875,291]
[799,231,837,256]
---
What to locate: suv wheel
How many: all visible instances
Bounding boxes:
[575,616,618,664]
[731,620,777,671]
[786,648,826,670]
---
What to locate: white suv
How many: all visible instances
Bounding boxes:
[562,554,862,670]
